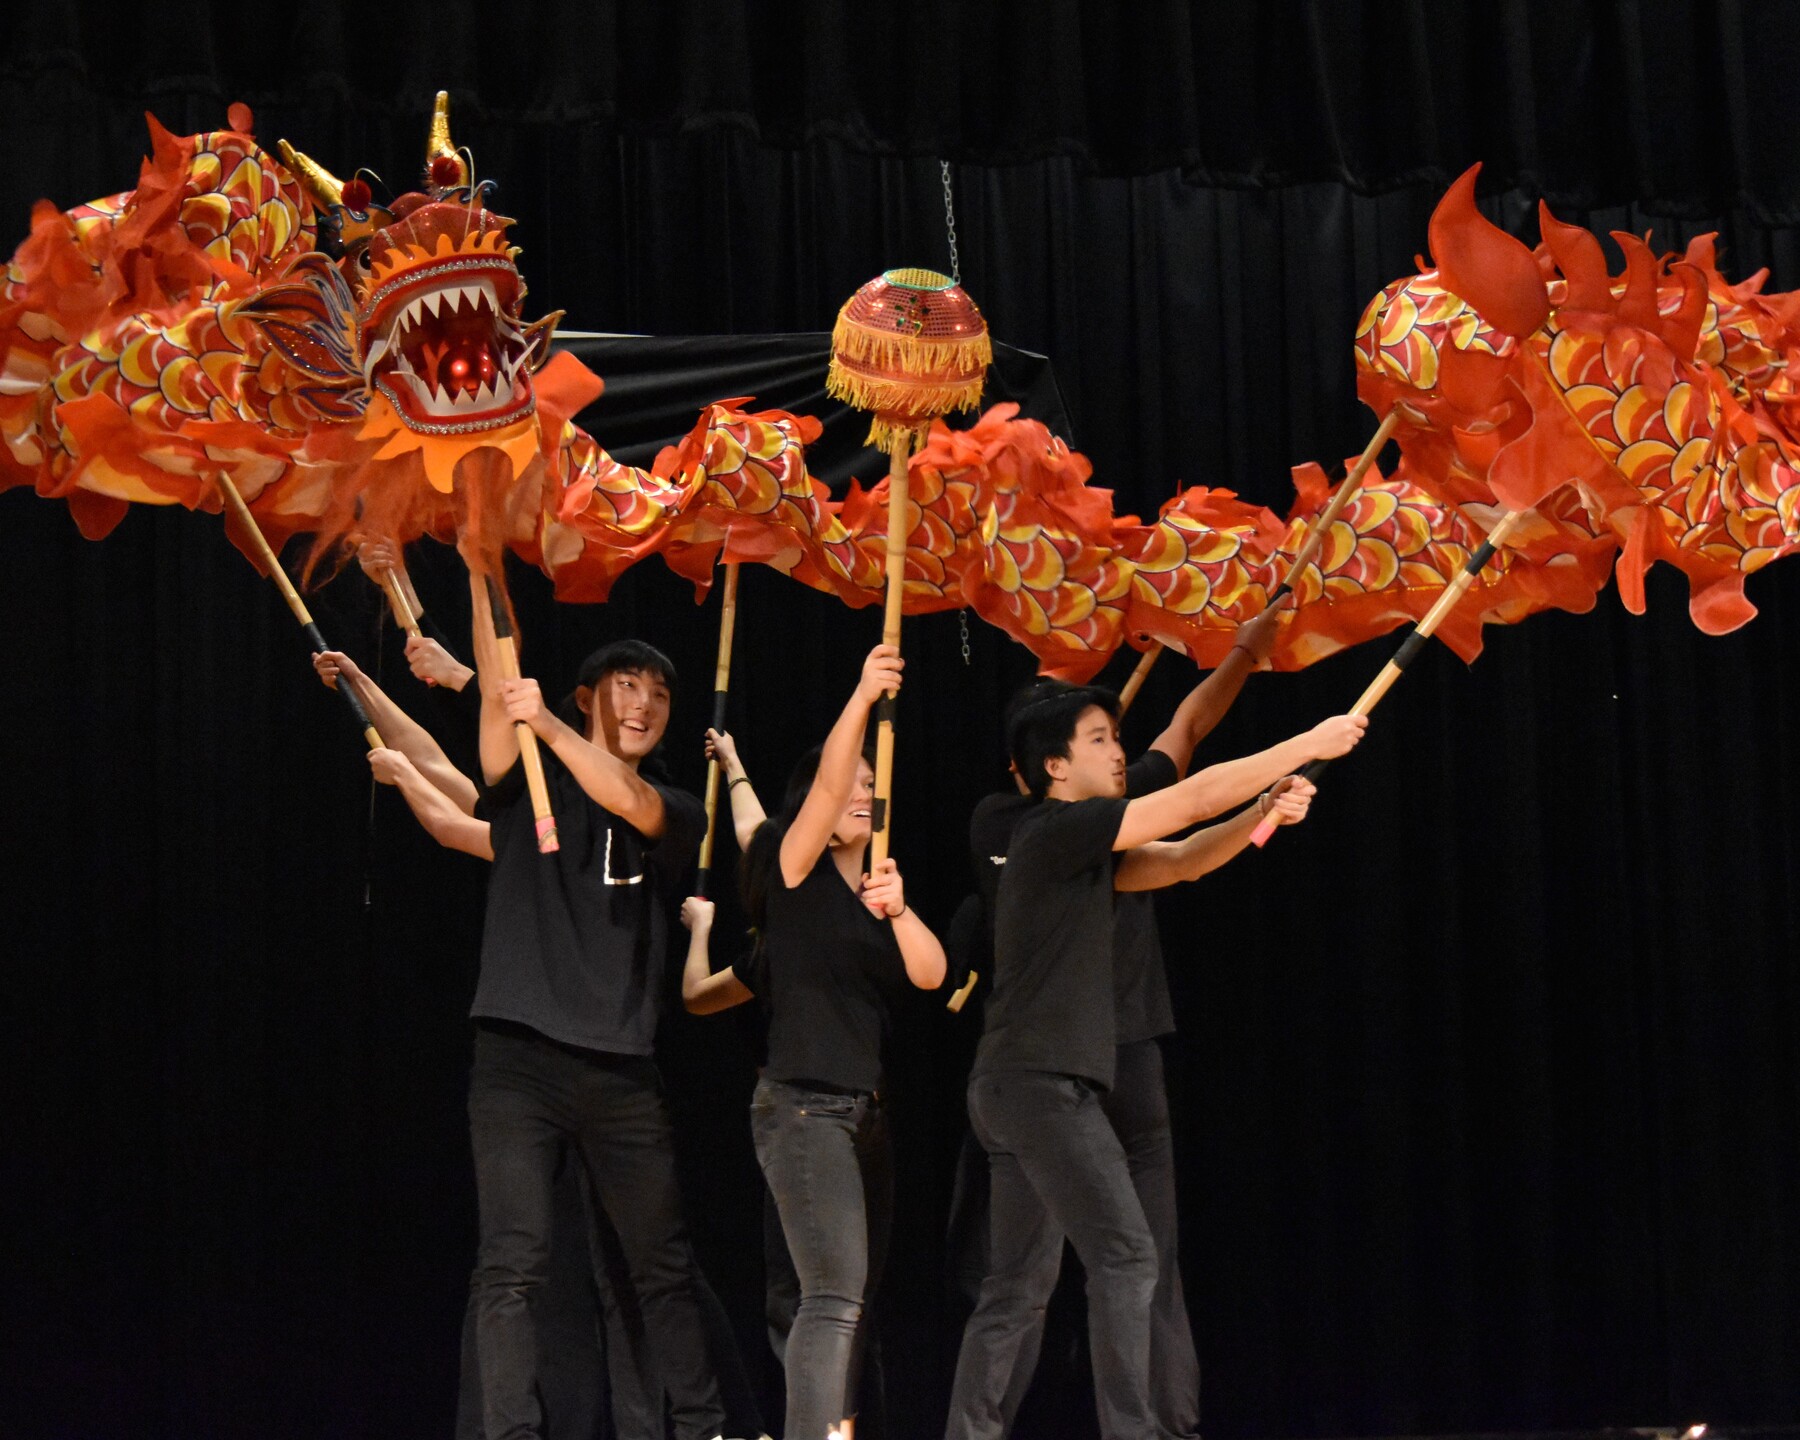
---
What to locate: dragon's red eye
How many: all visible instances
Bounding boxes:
[430,155,463,188]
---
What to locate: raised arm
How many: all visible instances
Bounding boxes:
[1115,774,1313,891]
[1147,604,1284,778]
[779,645,902,887]
[468,572,522,785]
[859,859,948,990]
[368,747,494,860]
[314,649,479,815]
[679,896,755,1015]
[499,677,670,838]
[706,728,767,850]
[1115,714,1364,850]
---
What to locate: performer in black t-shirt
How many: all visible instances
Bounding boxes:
[466,574,728,1440]
[316,631,764,1440]
[959,607,1283,1438]
[946,686,1364,1440]
[682,644,947,1440]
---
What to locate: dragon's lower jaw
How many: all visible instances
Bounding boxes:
[375,365,532,431]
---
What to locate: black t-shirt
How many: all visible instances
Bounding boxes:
[967,752,1178,1047]
[973,794,1129,1089]
[473,750,704,1054]
[730,849,907,1093]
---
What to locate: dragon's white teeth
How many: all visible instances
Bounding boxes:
[460,284,483,311]
[423,291,443,319]
[478,279,500,311]
[473,379,493,407]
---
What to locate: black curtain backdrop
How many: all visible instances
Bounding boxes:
[5,6,1800,1440]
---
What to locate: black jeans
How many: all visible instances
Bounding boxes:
[751,1078,893,1440]
[1104,1039,1199,1440]
[467,1022,724,1440]
[947,1071,1157,1440]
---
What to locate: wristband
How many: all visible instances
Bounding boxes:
[728,775,750,789]
[1257,790,1271,817]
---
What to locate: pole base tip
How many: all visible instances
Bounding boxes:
[536,818,561,854]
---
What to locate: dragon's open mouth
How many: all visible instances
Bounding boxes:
[362,261,534,434]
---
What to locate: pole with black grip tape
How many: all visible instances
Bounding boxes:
[695,562,741,897]
[869,437,912,868]
[1249,507,1524,847]
[215,474,385,749]
[483,576,560,854]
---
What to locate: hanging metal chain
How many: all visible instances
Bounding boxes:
[940,159,960,283]
[959,607,971,665]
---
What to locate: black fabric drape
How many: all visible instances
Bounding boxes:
[12,1,1800,215]
[6,13,1800,1440]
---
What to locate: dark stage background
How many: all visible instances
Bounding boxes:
[5,4,1800,1439]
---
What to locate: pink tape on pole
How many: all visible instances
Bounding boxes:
[1249,814,1279,848]
[536,817,561,853]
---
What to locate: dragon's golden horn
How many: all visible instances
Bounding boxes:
[425,91,467,184]
[277,140,345,209]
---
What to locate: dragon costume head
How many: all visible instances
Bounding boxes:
[257,91,558,497]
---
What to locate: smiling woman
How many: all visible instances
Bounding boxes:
[678,643,947,1440]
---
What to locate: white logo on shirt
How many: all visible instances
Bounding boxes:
[602,826,644,886]
[989,855,1007,866]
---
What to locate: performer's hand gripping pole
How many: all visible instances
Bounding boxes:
[869,436,912,868]
[1249,506,1524,848]
[695,562,742,898]
[483,577,560,854]
[1117,410,1402,716]
[215,475,385,750]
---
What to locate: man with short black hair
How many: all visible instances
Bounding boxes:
[465,578,727,1440]
[946,681,1365,1440]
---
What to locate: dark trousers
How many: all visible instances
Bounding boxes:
[1104,1039,1199,1440]
[762,1182,888,1440]
[947,1071,1157,1440]
[468,1023,724,1440]
[751,1078,893,1440]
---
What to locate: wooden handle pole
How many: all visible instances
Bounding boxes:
[1250,507,1522,848]
[381,569,424,639]
[1117,646,1162,716]
[482,577,560,855]
[1117,411,1401,719]
[870,436,911,868]
[215,474,385,750]
[696,562,742,896]
[1269,408,1402,605]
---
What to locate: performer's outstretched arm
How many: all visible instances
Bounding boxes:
[1147,605,1283,777]
[679,897,754,1015]
[1115,715,1364,850]
[314,649,478,814]
[369,749,494,860]
[706,728,767,849]
[1115,776,1313,891]
[780,644,902,886]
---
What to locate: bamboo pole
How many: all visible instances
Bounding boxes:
[482,577,560,854]
[1116,409,1403,716]
[695,562,742,897]
[869,435,912,868]
[215,474,385,749]
[380,568,424,639]
[1249,507,1524,847]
